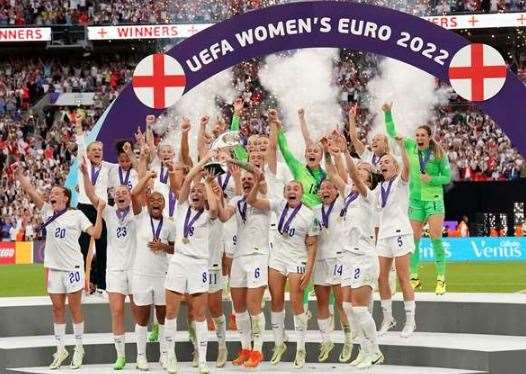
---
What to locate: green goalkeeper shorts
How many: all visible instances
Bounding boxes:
[409,198,445,223]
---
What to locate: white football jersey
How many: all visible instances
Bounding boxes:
[103,205,136,271]
[108,164,138,191]
[41,203,92,271]
[269,199,319,263]
[173,201,215,260]
[133,209,176,277]
[230,195,270,258]
[375,175,413,239]
[359,148,382,169]
[315,192,349,260]
[340,187,377,254]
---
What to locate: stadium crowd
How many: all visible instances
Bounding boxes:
[0,0,525,27]
[1,49,525,241]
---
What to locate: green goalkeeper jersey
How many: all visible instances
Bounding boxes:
[277,129,325,207]
[384,111,451,202]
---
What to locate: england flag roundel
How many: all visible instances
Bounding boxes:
[448,43,507,102]
[132,53,186,109]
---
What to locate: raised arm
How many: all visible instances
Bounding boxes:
[343,148,368,197]
[231,98,249,162]
[123,141,139,171]
[167,160,185,197]
[145,115,157,161]
[321,139,346,194]
[137,144,150,178]
[246,169,270,211]
[331,132,350,183]
[131,170,156,215]
[204,173,219,219]
[396,136,410,182]
[80,157,101,207]
[298,108,314,146]
[277,126,304,180]
[382,102,397,139]
[197,116,211,161]
[179,117,193,167]
[179,151,215,203]
[348,104,366,156]
[229,164,242,196]
[13,163,45,209]
[267,115,279,174]
[85,200,105,239]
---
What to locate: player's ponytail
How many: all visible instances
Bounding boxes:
[418,125,444,160]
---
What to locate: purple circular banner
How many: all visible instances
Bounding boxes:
[98,1,526,161]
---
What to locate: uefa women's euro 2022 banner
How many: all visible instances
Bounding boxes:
[64,1,526,203]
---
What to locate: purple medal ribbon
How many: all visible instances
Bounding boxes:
[237,197,247,223]
[418,149,432,173]
[42,208,68,229]
[118,166,131,187]
[340,191,359,217]
[150,216,163,240]
[381,179,395,208]
[217,172,231,191]
[278,203,302,236]
[184,206,204,239]
[159,164,169,184]
[321,200,336,228]
[91,164,101,185]
[169,192,176,218]
[116,206,130,222]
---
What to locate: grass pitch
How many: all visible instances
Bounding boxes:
[0,262,525,297]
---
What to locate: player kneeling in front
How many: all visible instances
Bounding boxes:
[163,152,220,374]
[376,140,416,338]
[248,176,319,369]
[14,163,104,370]
[216,168,270,368]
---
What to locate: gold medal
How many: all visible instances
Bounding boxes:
[337,215,344,223]
[183,237,190,244]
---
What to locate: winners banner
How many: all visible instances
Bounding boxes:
[0,27,51,42]
[86,13,526,42]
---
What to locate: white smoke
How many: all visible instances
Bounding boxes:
[366,58,451,138]
[155,68,236,160]
[259,48,342,158]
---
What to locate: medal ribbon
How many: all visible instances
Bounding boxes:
[340,191,359,217]
[150,216,163,240]
[118,166,131,186]
[237,197,247,223]
[381,179,395,208]
[184,205,204,239]
[321,200,336,228]
[277,203,302,235]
